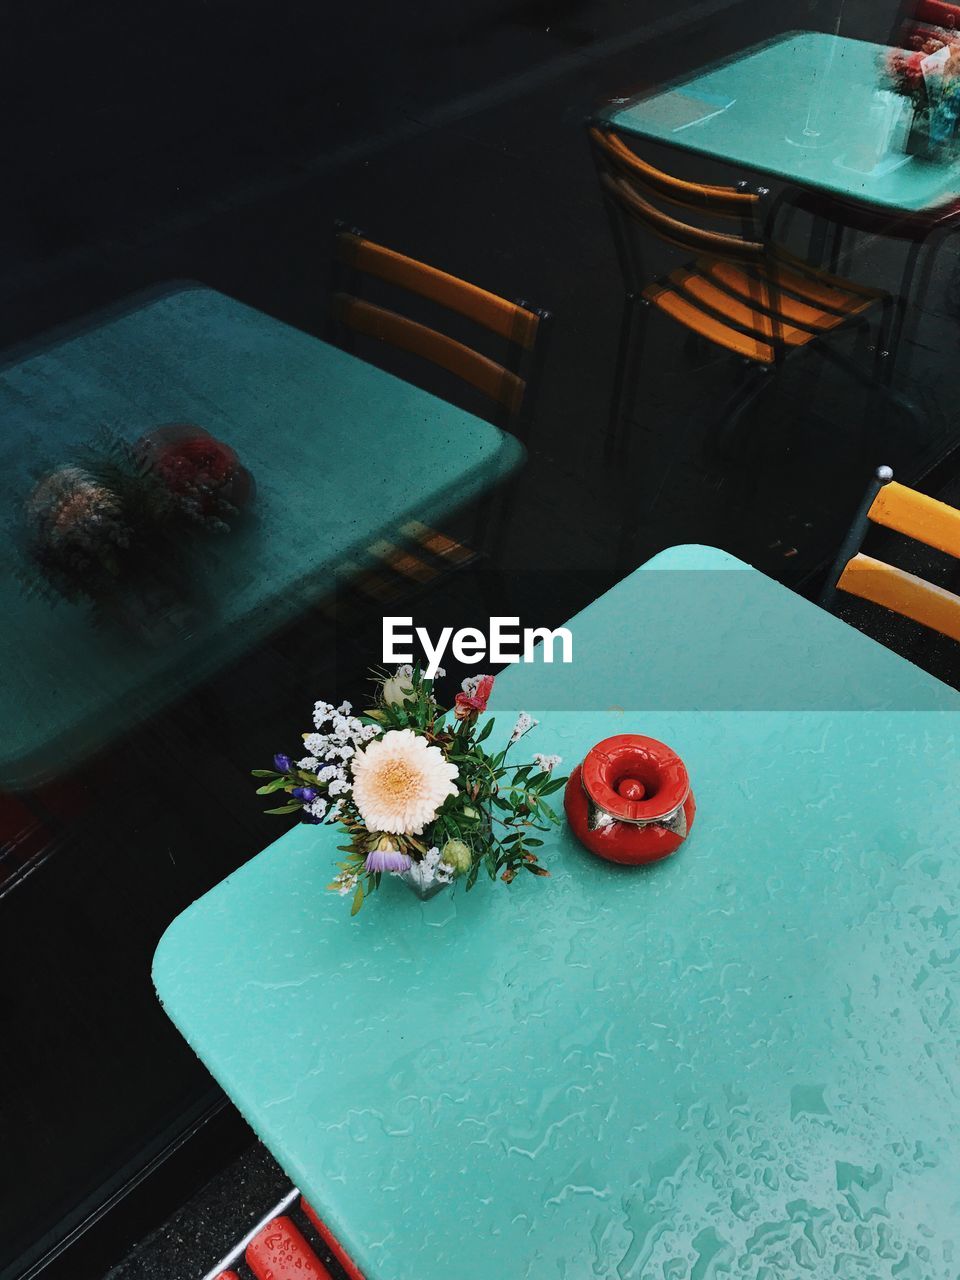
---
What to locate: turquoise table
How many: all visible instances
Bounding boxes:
[155,545,960,1278]
[605,32,960,215]
[0,284,522,789]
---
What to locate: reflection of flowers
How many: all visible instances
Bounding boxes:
[24,466,129,590]
[20,425,254,623]
[884,33,960,151]
[135,425,254,525]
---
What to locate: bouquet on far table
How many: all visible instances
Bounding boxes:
[884,28,960,159]
[19,424,254,640]
[252,667,567,914]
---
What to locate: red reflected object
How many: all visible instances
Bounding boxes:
[301,1198,366,1280]
[564,733,695,865]
[135,424,255,515]
[246,1216,332,1280]
[215,1272,241,1280]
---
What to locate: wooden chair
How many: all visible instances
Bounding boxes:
[588,126,909,462]
[821,464,960,645]
[329,225,550,439]
[327,224,550,578]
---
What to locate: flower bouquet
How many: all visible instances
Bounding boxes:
[252,667,567,914]
[19,424,254,640]
[884,30,960,161]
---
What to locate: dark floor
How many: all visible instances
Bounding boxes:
[6,0,960,1277]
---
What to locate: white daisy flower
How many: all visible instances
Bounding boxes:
[350,729,458,835]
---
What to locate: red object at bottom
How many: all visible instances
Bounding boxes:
[246,1216,332,1280]
[301,1199,366,1280]
[215,1273,240,1280]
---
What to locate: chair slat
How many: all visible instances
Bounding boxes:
[336,232,540,349]
[301,1199,366,1280]
[671,268,817,346]
[644,283,775,363]
[704,262,859,331]
[334,295,526,412]
[246,1216,333,1280]
[590,128,758,216]
[770,246,886,305]
[868,480,960,559]
[602,173,766,263]
[837,553,960,643]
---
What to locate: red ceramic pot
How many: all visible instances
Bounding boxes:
[564,733,695,865]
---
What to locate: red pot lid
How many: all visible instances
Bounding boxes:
[581,734,689,824]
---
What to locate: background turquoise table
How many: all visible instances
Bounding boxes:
[605,32,960,214]
[0,284,522,789]
[154,545,960,1279]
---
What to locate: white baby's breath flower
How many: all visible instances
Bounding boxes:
[532,753,562,773]
[298,756,319,770]
[351,728,458,834]
[461,674,482,696]
[307,797,328,820]
[510,712,538,744]
[334,871,358,896]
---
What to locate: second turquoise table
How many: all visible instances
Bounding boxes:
[605,32,960,216]
[0,283,523,788]
[154,546,960,1279]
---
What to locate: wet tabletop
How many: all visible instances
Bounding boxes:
[605,32,960,214]
[0,284,522,789]
[154,545,960,1279]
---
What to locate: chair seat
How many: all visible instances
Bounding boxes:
[643,254,880,366]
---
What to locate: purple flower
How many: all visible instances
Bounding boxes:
[274,753,292,772]
[364,844,412,873]
[292,786,318,802]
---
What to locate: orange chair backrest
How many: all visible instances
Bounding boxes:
[590,127,764,264]
[333,231,542,413]
[590,127,758,216]
[836,479,960,642]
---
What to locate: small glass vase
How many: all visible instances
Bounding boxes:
[905,103,960,164]
[399,861,452,901]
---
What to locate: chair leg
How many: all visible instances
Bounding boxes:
[607,292,646,467]
[707,363,774,459]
